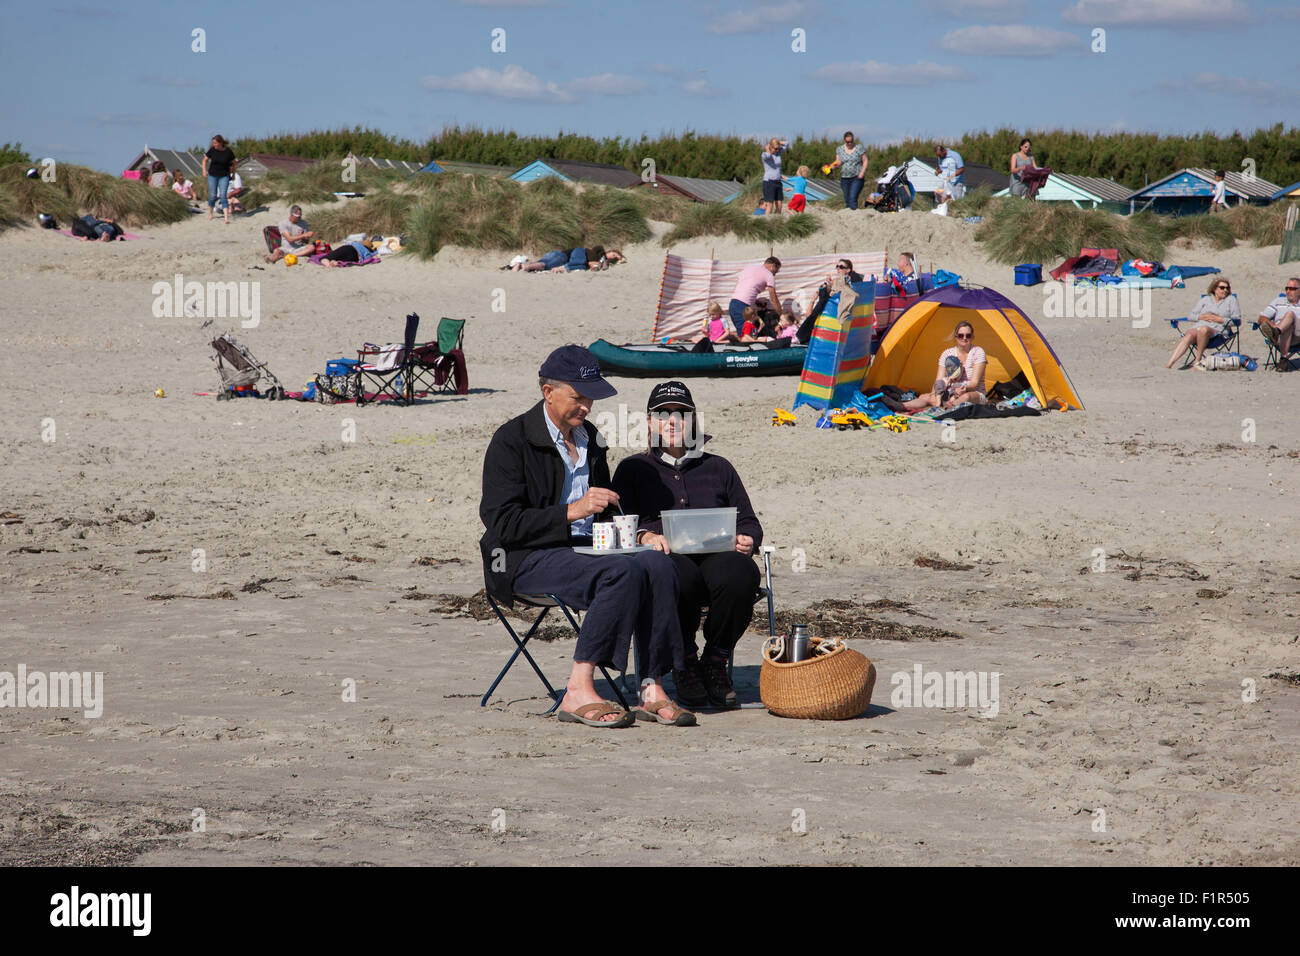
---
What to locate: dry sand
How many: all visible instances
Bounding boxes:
[1,200,1297,865]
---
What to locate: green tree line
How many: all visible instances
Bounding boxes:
[208,124,1300,191]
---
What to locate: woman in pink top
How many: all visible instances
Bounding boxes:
[903,321,988,410]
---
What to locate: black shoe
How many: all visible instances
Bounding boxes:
[671,662,709,708]
[702,655,738,709]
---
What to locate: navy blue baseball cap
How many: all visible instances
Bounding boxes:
[538,345,617,400]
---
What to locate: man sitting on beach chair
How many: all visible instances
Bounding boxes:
[478,346,695,728]
[265,205,316,263]
[1258,278,1300,372]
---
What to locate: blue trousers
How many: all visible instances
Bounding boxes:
[207,174,230,211]
[841,176,864,209]
[512,547,685,679]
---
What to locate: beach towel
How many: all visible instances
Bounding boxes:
[1017,166,1052,199]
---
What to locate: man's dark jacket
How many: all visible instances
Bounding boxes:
[479,401,614,605]
[611,448,762,548]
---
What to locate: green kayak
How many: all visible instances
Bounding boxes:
[588,339,806,377]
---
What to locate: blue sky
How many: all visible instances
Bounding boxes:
[2,0,1295,173]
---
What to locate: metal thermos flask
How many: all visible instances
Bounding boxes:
[788,625,811,662]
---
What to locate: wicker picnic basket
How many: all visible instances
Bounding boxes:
[759,636,876,720]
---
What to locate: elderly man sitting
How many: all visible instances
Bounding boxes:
[612,382,763,709]
[265,205,316,263]
[479,346,695,728]
[1259,277,1300,371]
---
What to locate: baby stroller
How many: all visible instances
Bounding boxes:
[211,332,284,400]
[871,165,915,213]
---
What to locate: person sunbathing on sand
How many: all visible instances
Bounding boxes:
[320,236,380,266]
[514,246,625,272]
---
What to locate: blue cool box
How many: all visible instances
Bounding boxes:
[1014,264,1042,286]
[326,358,358,375]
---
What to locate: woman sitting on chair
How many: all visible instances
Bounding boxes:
[903,320,988,410]
[1166,277,1239,369]
[612,382,763,711]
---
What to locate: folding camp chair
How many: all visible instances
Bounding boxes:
[210,331,283,400]
[1167,294,1239,368]
[353,312,419,405]
[1254,296,1300,370]
[480,592,631,714]
[641,546,776,703]
[410,317,468,396]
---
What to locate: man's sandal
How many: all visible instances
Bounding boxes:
[557,702,634,728]
[633,700,697,727]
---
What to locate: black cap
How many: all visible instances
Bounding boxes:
[647,381,695,412]
[538,345,616,400]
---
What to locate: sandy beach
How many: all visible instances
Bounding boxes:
[2,200,1297,866]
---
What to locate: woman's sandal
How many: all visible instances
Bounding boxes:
[557,701,634,728]
[633,700,697,727]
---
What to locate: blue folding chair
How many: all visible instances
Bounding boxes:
[480,591,631,714]
[1253,294,1300,370]
[1167,294,1239,368]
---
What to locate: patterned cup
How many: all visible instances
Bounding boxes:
[592,522,617,551]
[612,514,639,549]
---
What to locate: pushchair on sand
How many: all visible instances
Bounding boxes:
[211,332,284,400]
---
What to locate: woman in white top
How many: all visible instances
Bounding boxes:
[1166,276,1239,369]
[903,321,988,410]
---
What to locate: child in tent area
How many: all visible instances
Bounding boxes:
[787,166,810,213]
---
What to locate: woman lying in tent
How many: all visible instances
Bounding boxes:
[902,320,988,411]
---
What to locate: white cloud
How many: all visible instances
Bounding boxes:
[940,24,1079,55]
[811,60,968,85]
[1173,72,1294,101]
[1061,0,1249,27]
[682,78,730,98]
[420,65,645,102]
[920,0,1027,18]
[706,1,811,35]
[564,73,648,95]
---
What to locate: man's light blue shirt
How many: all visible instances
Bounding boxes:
[543,411,592,536]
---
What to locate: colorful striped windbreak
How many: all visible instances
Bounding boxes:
[792,280,876,411]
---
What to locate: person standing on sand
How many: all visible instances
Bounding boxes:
[202,134,237,224]
[827,131,868,209]
[478,346,696,728]
[761,138,788,215]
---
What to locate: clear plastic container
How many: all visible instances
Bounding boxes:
[661,507,737,554]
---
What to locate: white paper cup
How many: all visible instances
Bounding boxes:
[612,514,639,549]
[592,522,617,550]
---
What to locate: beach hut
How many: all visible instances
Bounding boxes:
[124,146,204,181]
[892,158,943,195]
[509,158,643,188]
[418,159,511,177]
[1128,168,1280,215]
[641,174,743,203]
[993,172,1132,210]
[863,285,1083,410]
[238,153,319,178]
[1270,180,1300,202]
